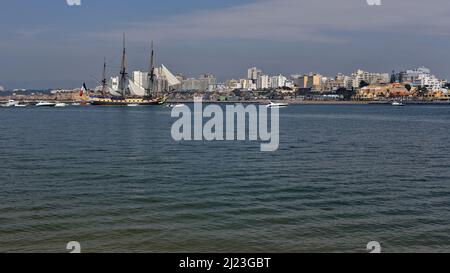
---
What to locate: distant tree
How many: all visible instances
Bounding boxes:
[359,80,369,88]
[336,87,355,100]
[390,70,397,83]
[417,86,429,97]
[405,84,412,92]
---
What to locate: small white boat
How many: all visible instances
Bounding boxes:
[14,104,28,108]
[127,104,139,107]
[167,103,185,108]
[392,101,405,107]
[266,101,288,108]
[36,101,56,107]
[1,100,19,107]
[55,103,67,108]
[71,102,81,106]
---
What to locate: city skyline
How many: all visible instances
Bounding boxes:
[2,0,450,89]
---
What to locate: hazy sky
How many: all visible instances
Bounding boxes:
[1,0,450,89]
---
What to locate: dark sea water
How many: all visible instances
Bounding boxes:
[1,104,450,253]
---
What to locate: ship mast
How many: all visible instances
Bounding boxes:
[148,40,155,96]
[118,33,127,97]
[101,58,107,97]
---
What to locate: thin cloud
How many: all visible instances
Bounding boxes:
[103,0,450,43]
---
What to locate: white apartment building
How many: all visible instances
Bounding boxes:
[351,69,390,88]
[257,75,270,89]
[110,76,119,91]
[247,67,262,81]
[271,75,287,88]
[414,74,444,91]
[133,71,149,89]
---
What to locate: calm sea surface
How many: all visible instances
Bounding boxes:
[1,104,450,253]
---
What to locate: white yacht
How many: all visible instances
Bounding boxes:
[167,103,185,108]
[14,104,28,107]
[55,103,67,108]
[1,100,19,107]
[392,101,405,107]
[266,101,289,108]
[36,101,56,107]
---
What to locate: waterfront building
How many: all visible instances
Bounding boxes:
[357,83,412,99]
[257,75,270,89]
[270,75,287,88]
[248,67,262,82]
[413,74,444,91]
[110,76,119,91]
[225,79,241,90]
[399,67,444,91]
[399,67,431,83]
[295,73,322,90]
[199,74,217,91]
[181,74,217,91]
[240,79,257,91]
[133,71,149,89]
[351,69,390,88]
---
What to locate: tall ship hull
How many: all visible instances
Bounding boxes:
[90,97,166,106]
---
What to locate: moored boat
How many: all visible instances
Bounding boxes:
[266,101,289,108]
[1,100,19,107]
[36,101,56,107]
[14,104,28,107]
[392,101,405,107]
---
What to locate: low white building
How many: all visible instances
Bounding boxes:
[413,74,444,91]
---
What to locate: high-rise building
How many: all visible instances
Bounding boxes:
[110,76,119,91]
[133,71,149,89]
[270,75,287,88]
[295,73,322,90]
[257,75,270,89]
[247,67,262,82]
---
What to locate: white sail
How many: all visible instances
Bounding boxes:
[161,64,181,87]
[128,79,146,96]
[106,86,123,97]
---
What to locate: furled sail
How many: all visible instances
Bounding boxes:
[161,64,181,87]
[128,79,146,96]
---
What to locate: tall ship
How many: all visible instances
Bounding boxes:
[89,35,180,106]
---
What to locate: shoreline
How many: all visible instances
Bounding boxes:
[2,99,450,106]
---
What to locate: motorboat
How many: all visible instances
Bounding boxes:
[14,104,28,107]
[1,100,19,107]
[167,103,186,108]
[55,103,67,108]
[266,101,289,108]
[392,101,405,107]
[36,101,56,107]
